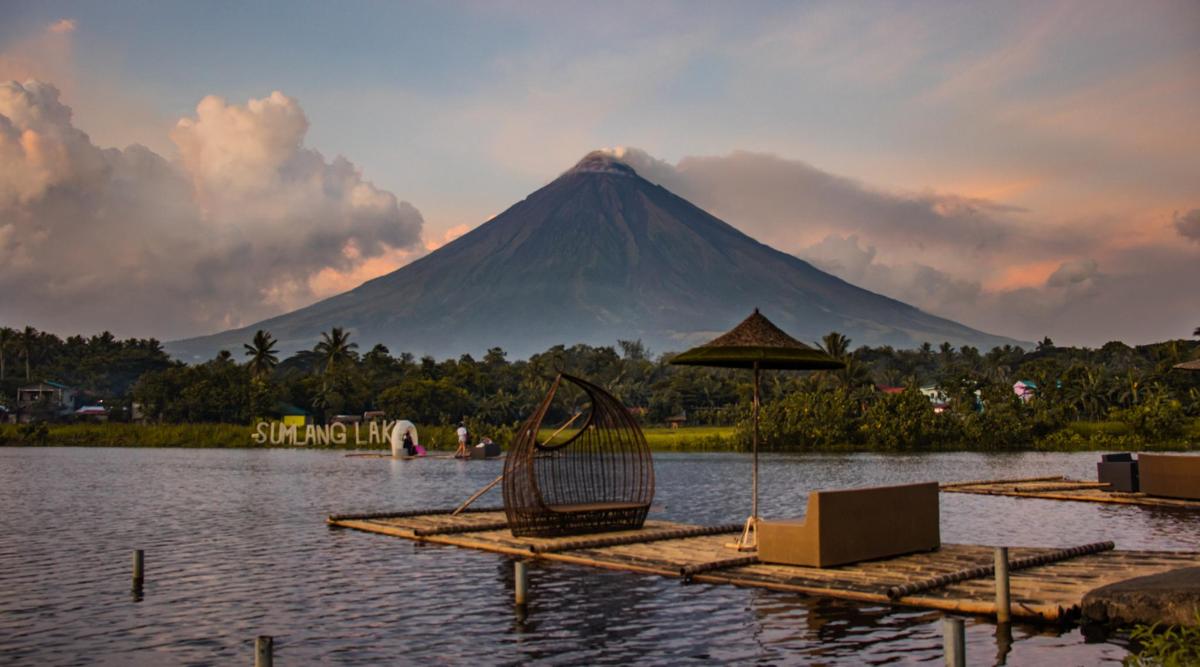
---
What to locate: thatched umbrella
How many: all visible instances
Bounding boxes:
[670,309,844,550]
[1173,359,1200,372]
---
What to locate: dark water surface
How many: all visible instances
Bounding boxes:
[2,448,1198,665]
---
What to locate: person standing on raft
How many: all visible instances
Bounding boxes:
[454,421,470,459]
[390,420,422,458]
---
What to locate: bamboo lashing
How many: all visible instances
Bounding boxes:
[680,555,760,579]
[531,523,743,554]
[939,476,1064,489]
[886,541,1114,600]
[327,506,503,522]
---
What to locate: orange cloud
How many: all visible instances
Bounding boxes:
[985,260,1062,292]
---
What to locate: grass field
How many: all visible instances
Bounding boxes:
[538,426,738,451]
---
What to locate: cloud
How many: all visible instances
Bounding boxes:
[1174,209,1200,242]
[47,19,77,34]
[799,234,982,313]
[0,81,423,339]
[1045,258,1099,288]
[610,146,1196,346]
[611,147,1075,282]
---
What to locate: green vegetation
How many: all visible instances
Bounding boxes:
[1,324,1198,452]
[540,426,736,451]
[1124,614,1200,667]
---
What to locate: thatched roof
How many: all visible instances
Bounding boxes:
[670,309,845,370]
[1174,358,1200,372]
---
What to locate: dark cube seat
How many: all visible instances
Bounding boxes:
[1097,453,1139,493]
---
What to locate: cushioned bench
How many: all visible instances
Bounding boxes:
[1139,454,1200,500]
[758,482,940,568]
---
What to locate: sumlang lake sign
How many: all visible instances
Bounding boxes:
[251,420,396,446]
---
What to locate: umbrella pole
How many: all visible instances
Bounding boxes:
[734,362,761,551]
[753,362,760,522]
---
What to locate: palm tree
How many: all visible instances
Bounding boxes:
[0,326,13,381]
[18,326,38,380]
[314,327,358,375]
[243,330,279,378]
[1194,325,1199,338]
[818,332,851,361]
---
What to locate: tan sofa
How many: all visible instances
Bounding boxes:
[758,482,940,568]
[1139,454,1200,500]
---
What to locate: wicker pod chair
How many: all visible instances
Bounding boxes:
[503,373,654,538]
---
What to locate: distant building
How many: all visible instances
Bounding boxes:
[666,413,687,430]
[75,405,109,422]
[1013,380,1037,402]
[16,381,78,422]
[277,403,312,427]
[919,385,950,413]
[875,385,905,395]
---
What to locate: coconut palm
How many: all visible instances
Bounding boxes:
[314,327,358,375]
[243,329,279,378]
[818,332,852,361]
[17,326,38,380]
[0,326,13,381]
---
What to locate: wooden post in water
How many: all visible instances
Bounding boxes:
[132,549,144,590]
[994,547,1011,623]
[254,636,273,667]
[514,560,528,606]
[943,616,965,667]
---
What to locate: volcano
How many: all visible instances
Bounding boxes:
[169,151,1024,360]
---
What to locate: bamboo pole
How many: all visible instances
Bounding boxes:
[254,636,273,667]
[995,547,1011,623]
[514,560,528,605]
[132,550,144,590]
[943,617,965,667]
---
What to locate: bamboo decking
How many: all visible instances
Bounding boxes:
[941,476,1200,510]
[326,508,1200,624]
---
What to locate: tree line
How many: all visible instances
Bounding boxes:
[2,324,1198,450]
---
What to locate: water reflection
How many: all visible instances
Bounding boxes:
[0,448,1187,665]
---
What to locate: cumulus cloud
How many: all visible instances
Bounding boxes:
[799,235,982,313]
[608,147,1087,291]
[1174,209,1200,242]
[0,81,423,339]
[608,146,1198,346]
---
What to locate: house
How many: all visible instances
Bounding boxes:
[919,385,950,413]
[665,413,687,430]
[277,403,312,427]
[16,381,78,422]
[875,385,905,395]
[1013,380,1037,402]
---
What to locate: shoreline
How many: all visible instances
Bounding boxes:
[1,422,1196,453]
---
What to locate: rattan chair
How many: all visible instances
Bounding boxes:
[503,373,654,537]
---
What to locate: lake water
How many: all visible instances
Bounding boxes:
[2,448,1197,666]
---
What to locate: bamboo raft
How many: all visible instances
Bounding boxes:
[941,476,1200,510]
[327,508,1200,624]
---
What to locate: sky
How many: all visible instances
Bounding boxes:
[0,0,1197,348]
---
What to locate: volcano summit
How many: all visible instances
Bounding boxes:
[169,151,1024,360]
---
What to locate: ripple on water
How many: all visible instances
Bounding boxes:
[0,448,1193,665]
